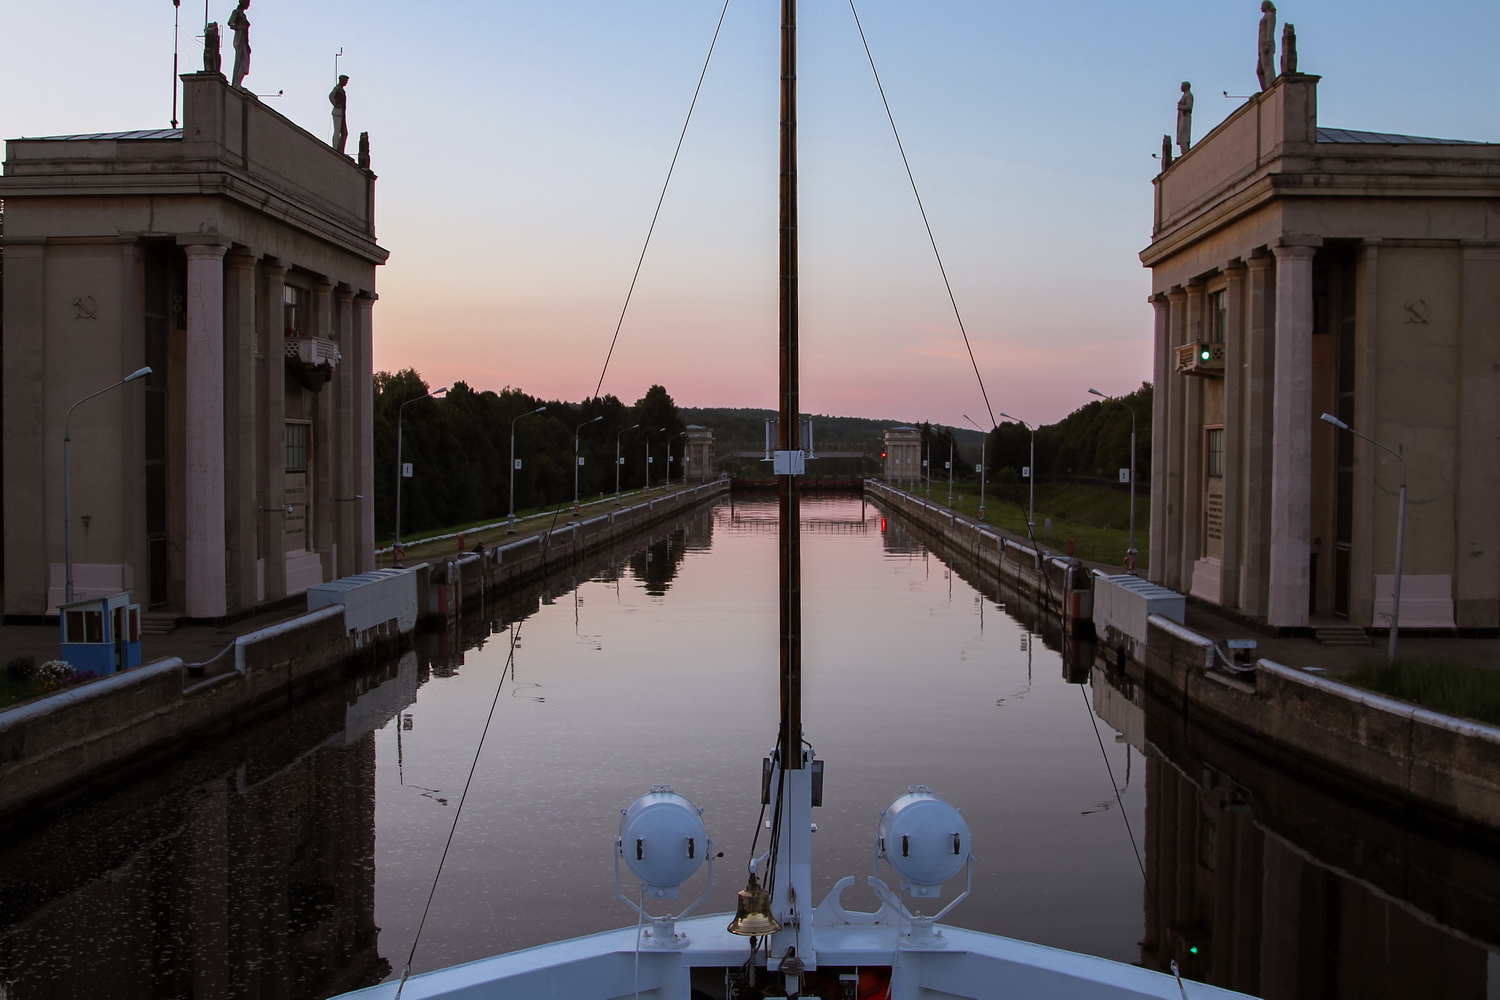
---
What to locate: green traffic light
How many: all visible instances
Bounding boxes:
[1189,946,1200,955]
[1198,345,1211,362]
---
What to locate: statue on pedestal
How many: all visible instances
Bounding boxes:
[1281,23,1298,75]
[228,0,251,88]
[1161,134,1174,169]
[1256,1,1277,91]
[204,22,222,75]
[330,75,350,153]
[358,132,371,169]
[1176,82,1194,154]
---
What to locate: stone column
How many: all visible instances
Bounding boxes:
[117,238,149,599]
[1220,261,1248,610]
[1163,287,1188,590]
[353,293,377,573]
[335,286,358,577]
[4,241,49,616]
[224,251,259,612]
[1148,294,1172,585]
[312,279,336,583]
[260,262,289,601]
[1241,252,1275,619]
[1267,240,1320,628]
[1456,244,1500,628]
[182,241,229,619]
[1181,281,1208,590]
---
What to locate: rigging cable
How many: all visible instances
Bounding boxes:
[589,0,734,403]
[846,0,997,431]
[395,622,525,998]
[1006,476,1163,971]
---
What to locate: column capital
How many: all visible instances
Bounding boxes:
[181,245,229,266]
[1272,237,1322,262]
[226,249,259,270]
[1167,285,1188,304]
[1223,258,1248,275]
[336,283,356,303]
[355,290,379,303]
[178,236,230,254]
[262,261,288,278]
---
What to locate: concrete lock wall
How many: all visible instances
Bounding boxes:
[1140,614,1500,830]
[0,483,729,827]
[423,482,731,622]
[863,480,1092,624]
[0,604,408,825]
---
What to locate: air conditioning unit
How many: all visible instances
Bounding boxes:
[1176,342,1225,377]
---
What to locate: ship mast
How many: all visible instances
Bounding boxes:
[777,0,801,773]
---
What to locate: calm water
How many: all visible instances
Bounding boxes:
[0,494,1496,999]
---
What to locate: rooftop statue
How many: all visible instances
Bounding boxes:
[1176,82,1194,154]
[203,21,222,75]
[228,0,251,88]
[358,131,371,169]
[1281,23,1298,75]
[1257,1,1277,91]
[1161,134,1173,169]
[330,75,350,153]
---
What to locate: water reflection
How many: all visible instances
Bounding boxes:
[1,495,1496,998]
[1088,662,1500,1000]
[0,653,417,998]
[370,495,1151,980]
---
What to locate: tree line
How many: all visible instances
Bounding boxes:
[374,370,686,539]
[373,369,1152,538]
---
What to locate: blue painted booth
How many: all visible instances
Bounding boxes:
[58,592,142,676]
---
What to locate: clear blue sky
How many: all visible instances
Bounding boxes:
[4,1,1496,427]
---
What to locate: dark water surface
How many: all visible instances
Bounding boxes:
[1,495,1496,999]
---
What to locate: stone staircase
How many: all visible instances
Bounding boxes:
[139,612,179,636]
[1314,625,1371,647]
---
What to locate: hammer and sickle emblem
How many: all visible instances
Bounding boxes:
[1402,298,1430,324]
[73,295,98,319]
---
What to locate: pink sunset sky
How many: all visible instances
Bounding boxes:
[4,1,1495,428]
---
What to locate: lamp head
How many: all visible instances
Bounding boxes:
[1088,387,1106,398]
[433,386,449,395]
[1319,413,1348,430]
[124,366,153,382]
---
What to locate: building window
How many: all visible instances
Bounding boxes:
[285,423,309,473]
[1206,427,1225,477]
[284,285,304,337]
[1209,289,1227,343]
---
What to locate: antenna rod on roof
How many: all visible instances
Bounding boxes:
[171,0,182,128]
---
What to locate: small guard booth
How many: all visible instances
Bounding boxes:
[58,592,142,675]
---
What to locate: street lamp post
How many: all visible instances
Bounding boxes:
[1090,388,1138,572]
[963,414,992,520]
[1321,413,1407,661]
[666,431,686,489]
[394,385,447,567]
[64,366,153,604]
[644,427,664,490]
[947,438,954,508]
[574,415,604,508]
[999,412,1036,533]
[508,404,547,533]
[615,423,639,504]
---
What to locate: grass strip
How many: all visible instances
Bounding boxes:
[1345,659,1500,727]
